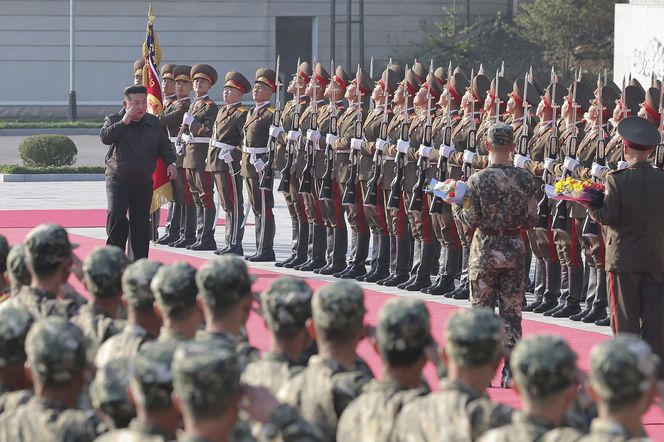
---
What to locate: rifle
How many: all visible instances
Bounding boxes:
[342,65,363,206]
[582,74,606,237]
[536,67,558,230]
[517,71,531,156]
[364,61,392,208]
[461,68,477,181]
[494,68,502,123]
[298,62,319,195]
[656,76,664,169]
[409,59,435,213]
[277,58,302,194]
[260,55,281,190]
[430,60,453,215]
[387,65,411,210]
[319,60,338,200]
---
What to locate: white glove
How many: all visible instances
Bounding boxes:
[350,138,363,151]
[287,130,302,142]
[397,139,410,154]
[617,160,629,170]
[325,133,338,145]
[375,138,388,152]
[176,144,184,156]
[440,144,455,159]
[269,125,284,139]
[218,150,233,164]
[418,145,432,158]
[307,129,321,144]
[563,156,580,172]
[463,150,476,164]
[544,157,558,174]
[254,158,266,173]
[591,162,608,178]
[182,112,194,126]
[514,154,530,169]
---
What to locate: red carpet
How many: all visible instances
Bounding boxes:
[0,209,253,228]
[2,226,663,437]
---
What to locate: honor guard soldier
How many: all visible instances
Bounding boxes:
[206,71,251,256]
[179,64,219,251]
[378,69,420,287]
[316,65,350,276]
[331,69,371,279]
[158,65,193,247]
[242,67,278,262]
[133,59,145,85]
[271,62,311,268]
[156,62,178,244]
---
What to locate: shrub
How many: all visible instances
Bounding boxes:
[18,134,78,167]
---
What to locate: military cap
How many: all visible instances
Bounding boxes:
[6,244,31,289]
[595,86,619,119]
[490,76,511,104]
[512,335,578,399]
[529,73,545,97]
[617,116,660,151]
[261,276,312,335]
[131,340,177,407]
[133,59,145,74]
[26,317,86,385]
[172,340,241,408]
[0,306,33,367]
[297,61,312,83]
[470,74,491,104]
[605,78,621,97]
[224,71,251,95]
[566,80,594,113]
[312,281,366,333]
[255,67,277,92]
[590,334,660,402]
[24,223,77,270]
[333,65,351,90]
[191,64,218,86]
[543,82,568,111]
[622,85,645,117]
[160,63,177,80]
[448,72,469,103]
[630,77,645,94]
[354,68,372,96]
[433,67,446,89]
[90,357,135,421]
[196,255,255,309]
[173,65,192,82]
[453,66,465,77]
[122,258,162,308]
[313,62,331,87]
[412,61,428,84]
[403,69,422,97]
[652,78,662,89]
[642,87,661,122]
[389,63,405,81]
[423,73,444,101]
[477,63,486,75]
[82,246,130,298]
[152,262,198,315]
[377,298,432,353]
[378,68,399,96]
[579,74,593,88]
[488,122,514,146]
[445,308,504,367]
[0,235,8,273]
[512,78,539,108]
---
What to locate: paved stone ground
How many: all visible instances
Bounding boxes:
[0,179,611,336]
[0,134,105,166]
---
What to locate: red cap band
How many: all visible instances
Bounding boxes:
[511,91,523,107]
[298,71,310,83]
[448,84,461,102]
[333,75,347,89]
[624,139,653,151]
[315,73,330,87]
[643,101,660,123]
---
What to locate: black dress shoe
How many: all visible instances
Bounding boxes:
[452,286,470,300]
[341,268,366,279]
[427,277,456,296]
[284,257,307,268]
[522,299,542,312]
[364,271,389,283]
[532,300,557,313]
[275,254,296,268]
[314,264,330,274]
[247,250,276,262]
[185,241,201,250]
[157,234,178,245]
[382,274,409,287]
[294,259,312,271]
[405,278,431,291]
[299,259,326,272]
[320,265,346,276]
[220,246,243,256]
[172,238,196,248]
[333,265,353,278]
[245,253,258,261]
[376,274,394,285]
[582,306,607,323]
[570,303,593,321]
[214,245,230,255]
[443,284,464,298]
[356,269,375,282]
[543,303,565,317]
[551,303,581,318]
[397,275,417,290]
[189,241,217,251]
[595,316,610,326]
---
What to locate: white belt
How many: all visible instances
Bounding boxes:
[182,134,211,144]
[383,155,396,161]
[168,137,178,143]
[243,146,269,154]
[335,149,351,154]
[210,140,236,151]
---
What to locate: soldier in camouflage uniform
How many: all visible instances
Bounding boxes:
[0,306,34,414]
[278,280,373,441]
[152,261,201,343]
[195,255,259,367]
[96,341,180,441]
[337,298,432,441]
[392,308,514,442]
[478,335,584,441]
[95,259,162,367]
[242,276,313,395]
[0,317,102,441]
[173,339,324,441]
[5,244,31,296]
[90,358,135,430]
[453,123,539,387]
[72,246,129,363]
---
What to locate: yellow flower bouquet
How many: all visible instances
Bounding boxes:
[545,177,604,206]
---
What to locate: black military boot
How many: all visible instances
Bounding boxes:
[170,204,197,248]
[189,207,217,251]
[523,259,546,311]
[405,242,435,291]
[551,264,582,318]
[571,266,597,321]
[583,268,608,323]
[535,261,561,313]
[364,233,390,283]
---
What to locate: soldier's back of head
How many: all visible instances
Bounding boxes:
[83,246,129,298]
[312,280,366,344]
[196,256,254,315]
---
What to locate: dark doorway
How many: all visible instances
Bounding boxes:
[276,17,313,101]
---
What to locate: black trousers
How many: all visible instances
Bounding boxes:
[106,176,153,260]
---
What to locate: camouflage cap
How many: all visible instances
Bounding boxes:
[445,308,504,367]
[26,317,87,385]
[261,276,313,334]
[172,340,241,409]
[6,244,31,289]
[590,334,660,402]
[152,262,198,315]
[196,256,255,309]
[82,246,130,297]
[312,281,366,333]
[377,298,432,353]
[488,122,514,146]
[131,340,177,408]
[0,306,34,367]
[0,235,8,273]
[90,357,135,421]
[24,223,77,270]
[512,335,578,399]
[122,259,162,308]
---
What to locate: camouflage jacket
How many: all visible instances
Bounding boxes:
[195,330,260,370]
[575,418,648,442]
[95,323,152,367]
[241,351,305,396]
[156,327,192,345]
[72,304,125,363]
[336,379,430,442]
[0,286,74,319]
[93,417,173,442]
[392,379,515,441]
[0,387,32,414]
[478,412,583,442]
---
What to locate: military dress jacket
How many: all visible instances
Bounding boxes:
[159,97,191,168]
[182,96,218,169]
[206,102,247,173]
[240,102,274,179]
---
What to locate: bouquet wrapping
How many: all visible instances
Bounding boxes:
[428,178,468,205]
[545,177,604,206]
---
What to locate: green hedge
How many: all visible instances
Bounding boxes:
[0,164,105,174]
[18,135,78,167]
[0,120,101,129]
